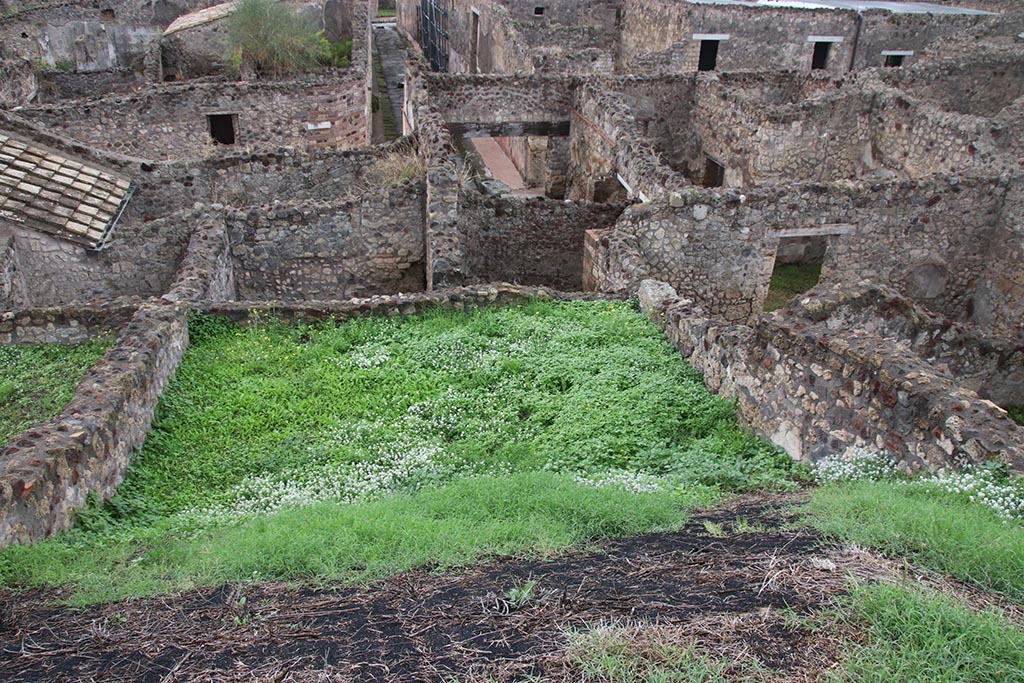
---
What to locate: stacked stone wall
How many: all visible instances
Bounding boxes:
[0,302,188,546]
[226,182,426,301]
[459,192,625,290]
[974,182,1024,336]
[0,236,26,311]
[638,280,1024,475]
[592,176,1008,323]
[0,300,140,344]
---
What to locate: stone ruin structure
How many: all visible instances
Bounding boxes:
[0,0,1022,545]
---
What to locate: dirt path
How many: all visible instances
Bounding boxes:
[0,494,865,682]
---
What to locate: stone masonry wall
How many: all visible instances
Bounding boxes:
[0,302,188,546]
[591,176,1008,323]
[0,209,193,307]
[616,0,989,74]
[0,300,140,345]
[423,73,576,130]
[0,236,27,311]
[973,181,1024,336]
[17,76,360,160]
[458,191,625,290]
[163,214,236,304]
[226,182,426,301]
[637,279,1024,475]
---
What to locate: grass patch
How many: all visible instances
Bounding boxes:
[831,583,1024,682]
[0,301,798,603]
[0,341,110,443]
[0,472,709,605]
[805,480,1024,602]
[762,263,822,312]
[1008,406,1024,427]
[377,7,397,16]
[566,623,768,682]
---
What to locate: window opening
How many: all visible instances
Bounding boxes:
[533,6,544,15]
[884,54,905,67]
[207,114,237,145]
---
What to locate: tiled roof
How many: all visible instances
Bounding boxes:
[163,1,238,36]
[0,133,133,249]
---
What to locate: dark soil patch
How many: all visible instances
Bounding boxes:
[0,494,851,682]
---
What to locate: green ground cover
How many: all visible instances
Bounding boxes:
[1008,406,1024,426]
[0,341,110,443]
[762,263,822,312]
[0,300,801,603]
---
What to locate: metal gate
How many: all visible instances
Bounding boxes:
[419,0,448,72]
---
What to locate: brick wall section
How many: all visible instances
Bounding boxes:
[637,279,1024,475]
[0,302,189,547]
[459,192,626,290]
[225,182,426,300]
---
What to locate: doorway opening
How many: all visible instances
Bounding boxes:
[811,41,831,70]
[700,155,725,187]
[469,9,480,74]
[763,236,826,311]
[697,40,719,71]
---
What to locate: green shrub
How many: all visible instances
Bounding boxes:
[227,0,327,77]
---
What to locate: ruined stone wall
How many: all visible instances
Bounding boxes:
[423,73,575,128]
[0,302,188,546]
[164,214,236,304]
[0,209,193,307]
[17,75,364,160]
[0,2,159,72]
[405,61,466,288]
[0,300,140,344]
[34,68,145,103]
[592,176,1006,323]
[0,236,27,311]
[638,280,1024,475]
[616,0,989,74]
[226,182,426,300]
[875,55,1024,118]
[458,191,624,290]
[568,81,689,202]
[791,284,1024,408]
[638,71,1018,187]
[973,181,1024,336]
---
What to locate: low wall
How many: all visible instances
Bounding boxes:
[0,300,140,345]
[638,279,1024,475]
[0,302,189,546]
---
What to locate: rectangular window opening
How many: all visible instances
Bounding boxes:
[697,39,719,72]
[701,155,725,187]
[207,113,237,145]
[470,9,480,74]
[884,54,905,67]
[811,41,830,70]
[534,6,544,15]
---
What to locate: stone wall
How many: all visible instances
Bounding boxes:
[591,175,1009,324]
[34,68,145,103]
[0,300,140,345]
[423,72,575,130]
[616,0,990,74]
[638,279,1024,475]
[0,209,194,307]
[0,301,188,546]
[568,81,688,202]
[226,181,426,300]
[17,74,366,160]
[164,214,236,303]
[0,236,26,311]
[974,181,1024,336]
[459,191,625,290]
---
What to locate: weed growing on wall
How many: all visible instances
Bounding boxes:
[0,340,110,443]
[0,301,800,602]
